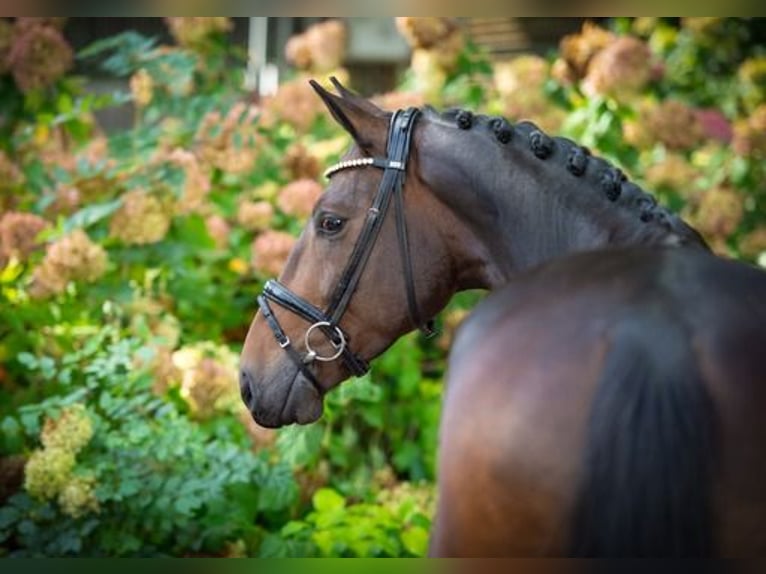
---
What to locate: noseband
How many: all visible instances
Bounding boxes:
[257,108,434,393]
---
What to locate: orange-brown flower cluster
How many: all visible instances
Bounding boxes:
[195,102,261,174]
[283,143,321,181]
[277,179,322,220]
[146,346,182,395]
[554,22,654,103]
[582,36,653,102]
[6,19,73,93]
[251,230,296,277]
[109,190,172,245]
[165,17,232,50]
[493,55,565,132]
[396,18,465,102]
[644,154,701,196]
[395,17,458,50]
[171,343,239,419]
[644,100,705,151]
[557,22,616,81]
[262,78,329,133]
[31,230,108,298]
[285,20,347,73]
[0,211,48,265]
[165,148,212,214]
[205,214,231,250]
[237,200,274,233]
[732,105,766,159]
[687,185,744,245]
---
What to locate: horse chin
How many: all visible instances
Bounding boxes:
[253,373,324,429]
[289,377,324,425]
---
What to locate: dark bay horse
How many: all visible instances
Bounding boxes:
[239,79,766,556]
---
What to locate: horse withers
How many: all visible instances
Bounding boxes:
[239,79,766,556]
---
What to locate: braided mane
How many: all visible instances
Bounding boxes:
[429,106,708,249]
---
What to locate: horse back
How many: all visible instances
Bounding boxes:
[433,247,766,557]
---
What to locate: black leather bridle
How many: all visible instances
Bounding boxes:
[256,107,434,393]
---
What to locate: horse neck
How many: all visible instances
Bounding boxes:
[430,122,708,290]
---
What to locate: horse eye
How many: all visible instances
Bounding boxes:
[319,215,345,234]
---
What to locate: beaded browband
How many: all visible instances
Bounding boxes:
[324,157,405,179]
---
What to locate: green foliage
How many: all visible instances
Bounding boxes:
[0,329,293,556]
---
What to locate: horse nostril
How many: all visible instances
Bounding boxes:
[239,369,254,409]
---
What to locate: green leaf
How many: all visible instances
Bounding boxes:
[401,525,429,556]
[276,423,324,468]
[312,488,345,513]
[63,199,123,232]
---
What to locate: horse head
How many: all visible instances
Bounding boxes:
[239,80,474,427]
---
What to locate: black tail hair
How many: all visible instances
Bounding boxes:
[570,315,719,557]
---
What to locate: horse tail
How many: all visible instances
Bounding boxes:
[570,315,719,557]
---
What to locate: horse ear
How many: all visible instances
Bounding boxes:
[309,78,389,154]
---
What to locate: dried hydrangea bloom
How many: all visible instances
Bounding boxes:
[166,148,211,214]
[494,56,549,97]
[285,34,313,70]
[0,151,24,188]
[283,143,321,181]
[24,447,75,500]
[582,36,652,102]
[304,20,347,73]
[172,343,239,419]
[182,357,237,419]
[559,21,615,79]
[57,475,99,518]
[46,185,81,216]
[732,105,766,158]
[109,190,172,245]
[165,17,232,49]
[263,77,330,133]
[492,56,564,133]
[237,200,274,232]
[139,345,183,396]
[195,102,261,174]
[251,230,296,277]
[205,214,231,250]
[688,185,744,242]
[41,404,93,455]
[644,154,701,194]
[277,179,322,219]
[0,211,48,263]
[395,17,457,49]
[130,68,153,108]
[645,100,705,151]
[31,229,108,298]
[7,24,73,92]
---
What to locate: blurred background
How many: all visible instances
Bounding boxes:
[0,17,764,557]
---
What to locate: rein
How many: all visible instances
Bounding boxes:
[257,107,434,394]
